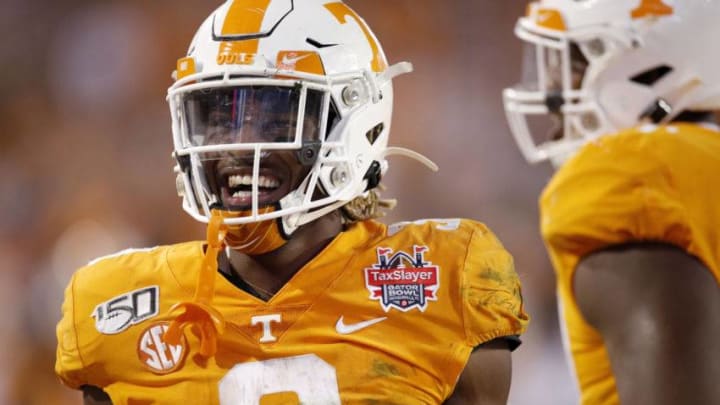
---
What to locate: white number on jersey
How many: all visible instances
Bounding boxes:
[219,354,341,404]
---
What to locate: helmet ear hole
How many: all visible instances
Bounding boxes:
[629,65,674,86]
[365,123,384,145]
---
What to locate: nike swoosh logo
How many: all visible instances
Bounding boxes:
[281,53,310,66]
[335,316,387,335]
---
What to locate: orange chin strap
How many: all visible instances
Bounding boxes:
[163,207,289,357]
[223,207,289,255]
[165,209,228,357]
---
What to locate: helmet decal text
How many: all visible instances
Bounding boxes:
[216,0,271,65]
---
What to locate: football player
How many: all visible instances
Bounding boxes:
[56,1,529,404]
[504,1,720,404]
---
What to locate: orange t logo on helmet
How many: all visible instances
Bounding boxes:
[631,0,674,19]
[324,2,387,73]
[216,0,271,65]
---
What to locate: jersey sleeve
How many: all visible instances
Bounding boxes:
[55,272,86,390]
[540,129,693,259]
[461,224,529,347]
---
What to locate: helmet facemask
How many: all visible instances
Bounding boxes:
[184,83,323,209]
[170,73,345,234]
[504,20,614,165]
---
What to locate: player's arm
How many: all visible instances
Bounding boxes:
[444,338,512,405]
[447,221,528,404]
[575,242,720,405]
[82,385,112,405]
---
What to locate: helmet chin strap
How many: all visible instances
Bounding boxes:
[223,205,289,255]
[225,219,288,255]
[165,209,228,358]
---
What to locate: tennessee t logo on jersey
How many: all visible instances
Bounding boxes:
[364,246,440,312]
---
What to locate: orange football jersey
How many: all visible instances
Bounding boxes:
[540,123,720,405]
[56,218,528,404]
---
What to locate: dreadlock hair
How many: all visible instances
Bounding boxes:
[340,184,397,224]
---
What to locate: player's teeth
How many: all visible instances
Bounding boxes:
[228,174,244,188]
[228,175,251,187]
[228,174,279,189]
[265,177,280,188]
[260,177,278,188]
[232,190,252,198]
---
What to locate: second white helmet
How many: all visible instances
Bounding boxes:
[503,0,720,164]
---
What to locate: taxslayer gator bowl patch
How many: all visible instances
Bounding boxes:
[364,246,440,312]
[137,321,187,374]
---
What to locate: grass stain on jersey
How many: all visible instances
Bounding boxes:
[478,266,512,288]
[370,359,401,377]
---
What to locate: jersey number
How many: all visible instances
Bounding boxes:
[218,354,341,405]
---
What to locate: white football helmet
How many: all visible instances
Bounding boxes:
[168,0,434,240]
[503,0,720,164]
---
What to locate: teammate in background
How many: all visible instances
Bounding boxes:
[56,1,528,404]
[504,1,720,404]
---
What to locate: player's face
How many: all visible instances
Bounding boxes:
[541,43,588,92]
[183,86,322,210]
[542,43,589,141]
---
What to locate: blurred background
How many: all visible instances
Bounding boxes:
[0,0,575,403]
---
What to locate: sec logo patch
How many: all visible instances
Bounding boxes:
[137,321,187,374]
